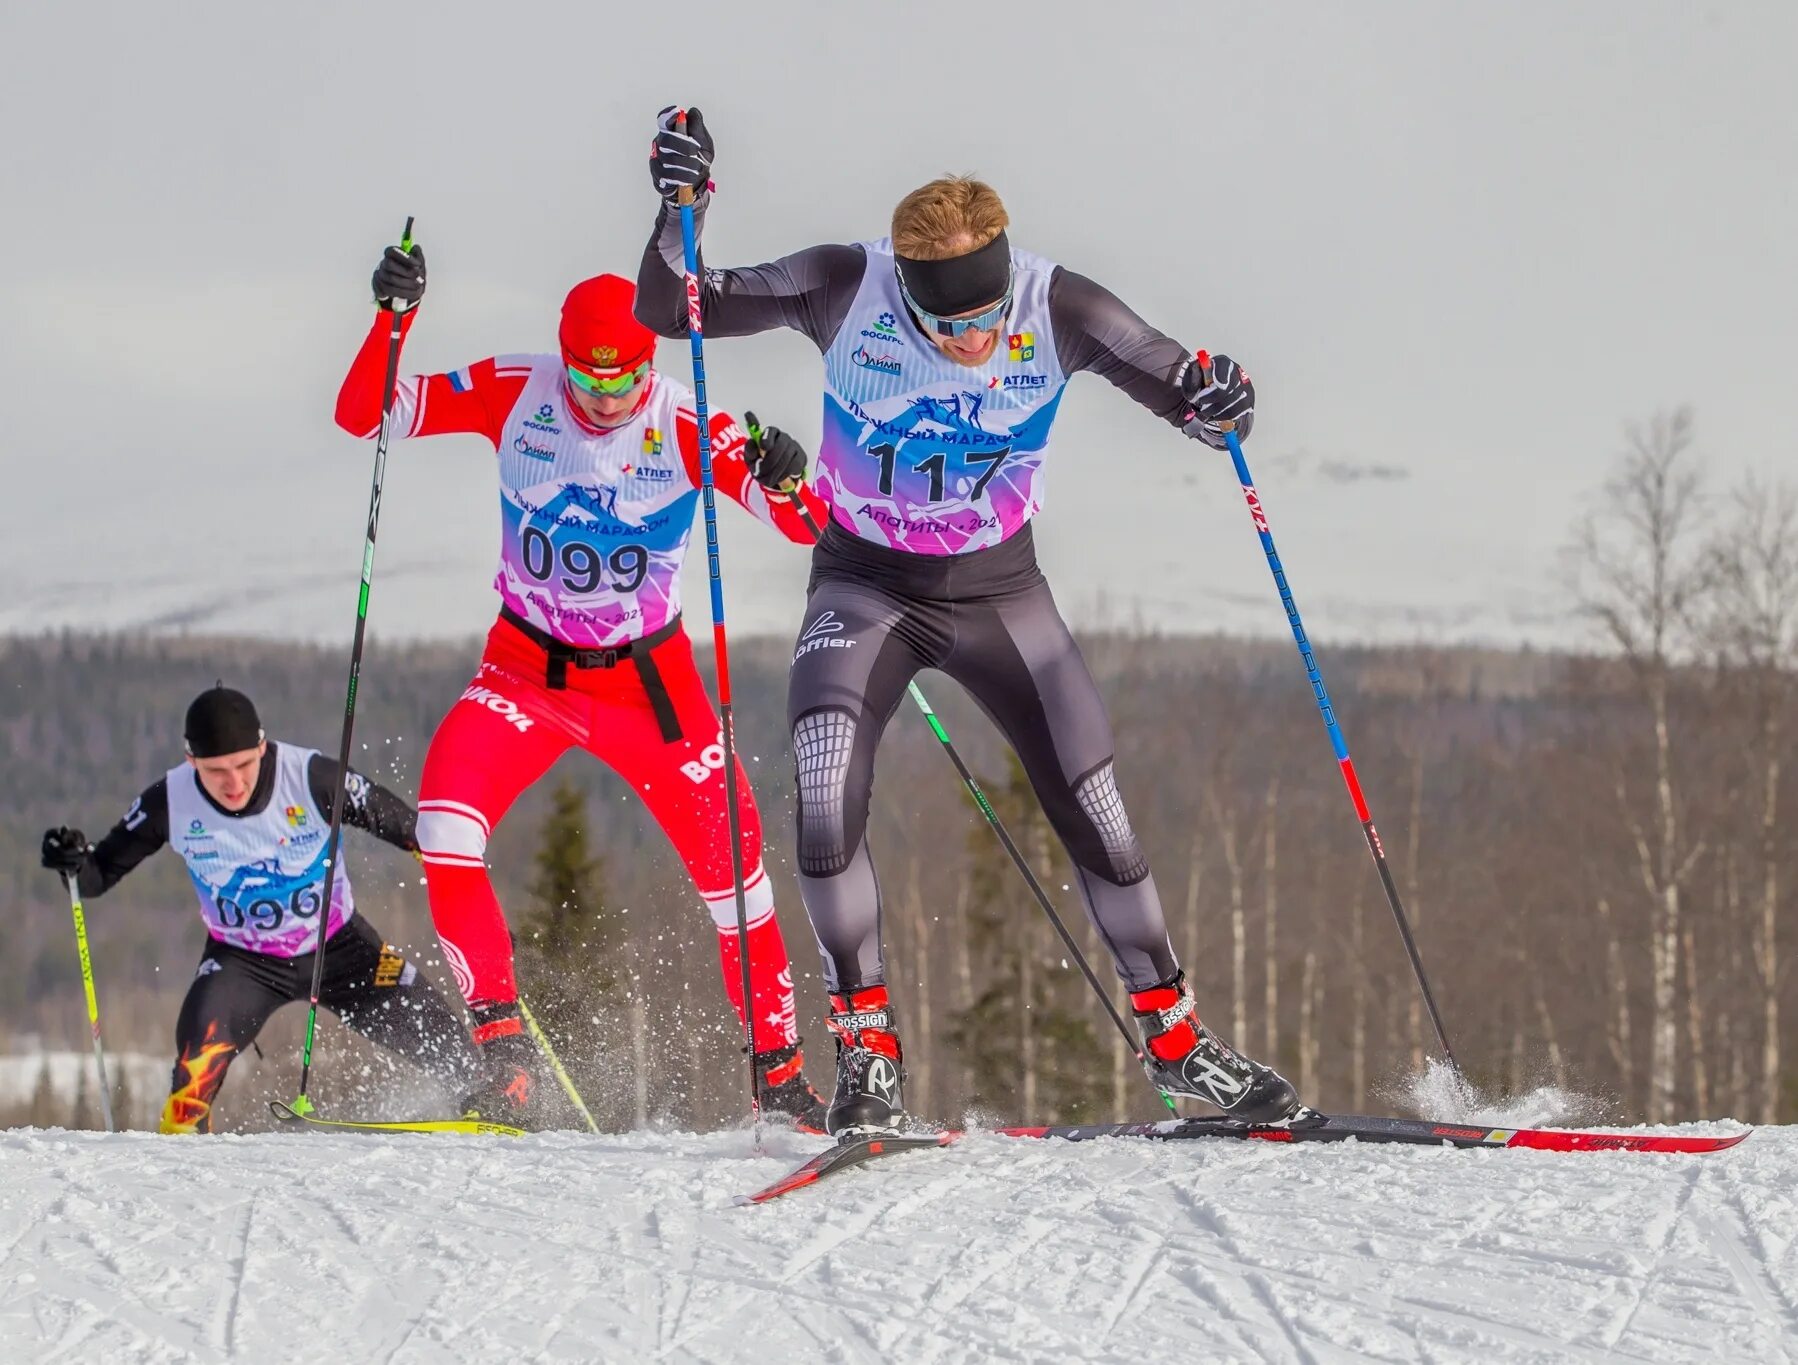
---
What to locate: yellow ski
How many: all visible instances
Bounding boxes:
[269,1099,525,1137]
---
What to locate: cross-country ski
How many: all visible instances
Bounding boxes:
[736,1114,1752,1205]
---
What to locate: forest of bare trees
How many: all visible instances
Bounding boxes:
[2,411,1792,1132]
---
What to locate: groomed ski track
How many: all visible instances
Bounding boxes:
[2,1123,1789,1364]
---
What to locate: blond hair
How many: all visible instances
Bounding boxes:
[891,177,1009,260]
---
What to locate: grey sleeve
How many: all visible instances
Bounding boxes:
[1048,267,1197,432]
[634,193,868,350]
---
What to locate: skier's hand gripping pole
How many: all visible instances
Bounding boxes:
[766,472,1178,1116]
[1200,352,1459,1071]
[290,216,415,1116]
[674,114,764,1147]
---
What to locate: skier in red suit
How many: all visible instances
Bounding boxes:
[335,240,828,1128]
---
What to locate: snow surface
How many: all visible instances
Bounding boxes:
[1,1121,1790,1364]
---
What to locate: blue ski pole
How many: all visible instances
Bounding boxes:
[675,115,762,1143]
[1202,352,1458,1070]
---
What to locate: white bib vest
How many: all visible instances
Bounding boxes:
[491,360,700,647]
[167,744,354,957]
[816,239,1070,555]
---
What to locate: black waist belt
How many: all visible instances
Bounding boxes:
[499,605,685,742]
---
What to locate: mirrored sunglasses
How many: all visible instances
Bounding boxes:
[566,361,650,397]
[897,271,1015,338]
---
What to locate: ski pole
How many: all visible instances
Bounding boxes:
[63,874,116,1132]
[291,215,415,1115]
[1208,358,1458,1069]
[519,996,599,1133]
[898,681,1178,1115]
[674,118,762,1144]
[753,444,1175,1115]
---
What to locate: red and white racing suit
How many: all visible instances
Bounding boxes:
[335,310,826,1052]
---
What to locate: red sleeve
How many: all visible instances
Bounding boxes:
[674,406,825,544]
[333,310,526,451]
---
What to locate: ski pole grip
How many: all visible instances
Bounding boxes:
[393,215,417,315]
[1193,348,1213,386]
[674,111,696,208]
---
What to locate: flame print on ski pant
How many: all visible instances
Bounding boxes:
[159,1025,238,1134]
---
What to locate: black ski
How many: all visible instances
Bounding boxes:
[993,1114,1749,1155]
[735,1113,1747,1205]
[734,1132,955,1206]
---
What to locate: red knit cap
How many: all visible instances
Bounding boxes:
[560,274,656,374]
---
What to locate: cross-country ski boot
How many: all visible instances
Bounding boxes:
[824,985,906,1139]
[1129,973,1309,1125]
[458,1004,564,1131]
[755,1040,830,1134]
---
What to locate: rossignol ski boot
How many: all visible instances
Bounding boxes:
[1130,972,1306,1124]
[824,985,905,1138]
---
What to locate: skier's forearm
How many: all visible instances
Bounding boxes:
[1048,267,1194,431]
[635,195,706,338]
[80,782,171,897]
[308,756,419,851]
[334,310,420,437]
[768,483,828,544]
[634,197,865,348]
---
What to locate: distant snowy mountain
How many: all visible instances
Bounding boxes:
[2,1121,1783,1362]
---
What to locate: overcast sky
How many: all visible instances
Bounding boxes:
[2,0,1792,650]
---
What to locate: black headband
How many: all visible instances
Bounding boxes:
[184,685,264,758]
[894,231,1012,317]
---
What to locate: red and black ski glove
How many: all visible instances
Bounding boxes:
[1180,351,1255,449]
[650,106,714,202]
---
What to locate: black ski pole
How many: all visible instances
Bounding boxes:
[758,453,1174,1115]
[290,216,414,1115]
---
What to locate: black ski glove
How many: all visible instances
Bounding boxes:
[743,411,807,492]
[1179,351,1255,449]
[650,105,714,202]
[372,242,427,312]
[41,827,89,876]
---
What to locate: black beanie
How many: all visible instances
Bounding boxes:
[184,685,264,758]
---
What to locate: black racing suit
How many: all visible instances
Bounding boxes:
[76,744,477,1131]
[637,197,1208,994]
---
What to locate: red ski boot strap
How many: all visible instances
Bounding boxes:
[827,985,899,1056]
[1129,983,1183,1013]
[1129,983,1201,1062]
[472,1015,524,1045]
[760,1049,804,1088]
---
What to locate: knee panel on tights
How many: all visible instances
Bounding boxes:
[793,707,862,877]
[1059,759,1151,886]
[416,802,490,869]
